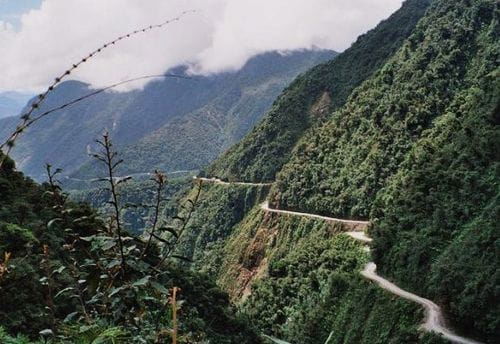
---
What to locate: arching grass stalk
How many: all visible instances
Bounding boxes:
[0,10,196,167]
[1,74,190,157]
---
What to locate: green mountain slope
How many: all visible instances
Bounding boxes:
[170,0,498,343]
[2,0,498,342]
[207,0,431,182]
[170,182,446,344]
[268,0,499,340]
[0,50,335,181]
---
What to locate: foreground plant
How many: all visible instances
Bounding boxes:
[21,133,205,342]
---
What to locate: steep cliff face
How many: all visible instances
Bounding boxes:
[270,0,499,340]
[175,0,498,343]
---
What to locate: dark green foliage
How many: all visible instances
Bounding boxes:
[219,209,448,344]
[274,0,498,220]
[0,153,103,335]
[2,0,498,342]
[0,156,262,342]
[176,183,270,275]
[173,188,447,343]
[265,0,498,341]
[243,233,369,341]
[207,0,431,182]
[372,34,500,341]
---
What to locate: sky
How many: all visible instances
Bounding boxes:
[0,0,42,30]
[0,0,404,93]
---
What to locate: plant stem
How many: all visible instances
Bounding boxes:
[102,133,126,274]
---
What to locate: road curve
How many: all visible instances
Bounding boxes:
[361,262,483,344]
[261,201,370,228]
[196,177,484,344]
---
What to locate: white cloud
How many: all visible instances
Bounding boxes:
[0,0,403,92]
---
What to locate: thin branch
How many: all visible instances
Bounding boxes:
[141,171,167,258]
[0,9,196,166]
[96,133,127,274]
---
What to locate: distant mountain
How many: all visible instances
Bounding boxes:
[0,91,34,119]
[0,49,336,181]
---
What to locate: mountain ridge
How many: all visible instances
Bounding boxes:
[0,49,336,182]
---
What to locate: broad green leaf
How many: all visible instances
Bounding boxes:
[55,287,74,299]
[63,311,79,323]
[39,329,54,337]
[108,286,126,297]
[151,281,169,294]
[47,218,63,229]
[132,276,150,287]
[53,265,66,274]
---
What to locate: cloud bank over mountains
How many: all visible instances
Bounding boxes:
[0,0,403,92]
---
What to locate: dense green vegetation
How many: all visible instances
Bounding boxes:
[2,0,498,342]
[274,0,497,217]
[70,177,190,233]
[267,0,498,341]
[207,0,431,182]
[372,30,500,342]
[0,154,261,343]
[243,231,442,344]
[174,188,448,344]
[176,183,270,275]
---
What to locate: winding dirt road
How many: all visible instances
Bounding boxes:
[340,232,482,344]
[195,176,273,187]
[261,200,369,230]
[361,262,482,344]
[198,176,484,344]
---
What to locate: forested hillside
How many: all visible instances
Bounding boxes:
[172,0,498,343]
[1,0,498,343]
[0,50,334,181]
[207,0,431,182]
[269,0,498,340]
[0,153,261,343]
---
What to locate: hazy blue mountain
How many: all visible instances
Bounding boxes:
[0,49,336,181]
[0,91,34,119]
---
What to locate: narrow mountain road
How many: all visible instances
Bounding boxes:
[261,200,369,230]
[361,262,483,344]
[341,232,483,344]
[197,176,484,344]
[195,176,273,187]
